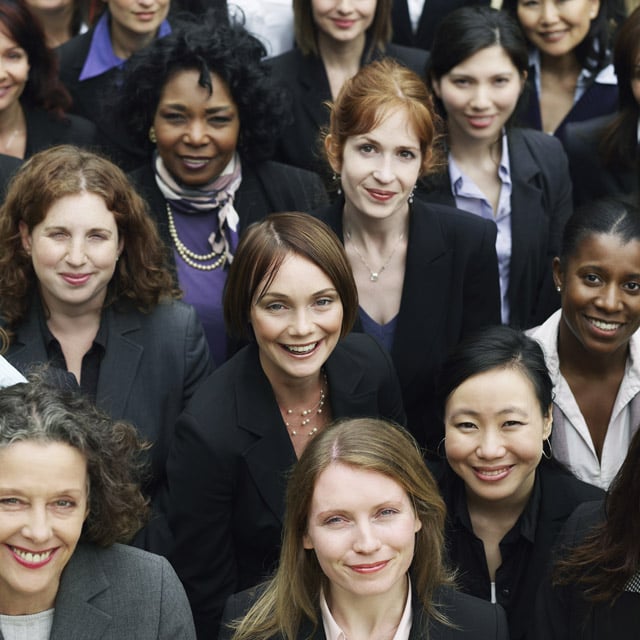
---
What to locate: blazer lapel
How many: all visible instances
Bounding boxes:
[6,300,49,372]
[50,545,111,640]
[296,53,333,132]
[95,307,143,420]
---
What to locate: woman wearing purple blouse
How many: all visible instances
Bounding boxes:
[120,16,328,364]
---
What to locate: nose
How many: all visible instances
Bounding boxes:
[336,0,353,14]
[184,119,208,147]
[476,428,506,460]
[469,84,491,111]
[22,506,52,544]
[65,238,87,266]
[372,155,394,184]
[289,307,313,336]
[595,284,623,313]
[540,0,559,24]
[352,521,382,555]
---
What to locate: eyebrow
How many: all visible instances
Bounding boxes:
[448,406,529,420]
[161,103,235,113]
[260,287,338,300]
[43,225,114,236]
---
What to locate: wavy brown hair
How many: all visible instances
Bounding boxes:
[0,375,150,545]
[230,418,455,640]
[0,146,179,339]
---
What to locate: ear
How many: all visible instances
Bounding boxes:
[117,236,124,257]
[552,256,563,291]
[414,516,422,534]
[543,406,553,440]
[302,532,314,550]
[18,221,32,254]
[431,76,442,99]
[589,0,600,19]
[324,134,342,174]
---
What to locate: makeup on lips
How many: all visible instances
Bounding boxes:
[8,545,57,569]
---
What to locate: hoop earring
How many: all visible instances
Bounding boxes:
[542,438,553,460]
[436,436,446,459]
[148,127,157,144]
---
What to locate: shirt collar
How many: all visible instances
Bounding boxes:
[319,579,413,640]
[79,12,171,81]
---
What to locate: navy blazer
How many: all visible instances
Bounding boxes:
[267,43,428,177]
[167,335,406,639]
[221,582,509,640]
[432,462,604,640]
[24,106,97,158]
[57,25,149,171]
[418,128,573,330]
[391,0,491,50]
[4,299,214,552]
[531,500,640,640]
[563,114,638,208]
[313,197,501,450]
[5,543,196,639]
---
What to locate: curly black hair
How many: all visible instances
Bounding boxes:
[119,13,289,163]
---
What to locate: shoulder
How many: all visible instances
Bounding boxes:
[332,332,389,363]
[266,48,304,76]
[538,463,605,511]
[412,200,496,239]
[56,29,94,71]
[250,159,324,186]
[509,127,565,156]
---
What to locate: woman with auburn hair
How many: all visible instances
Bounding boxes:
[267,0,428,179]
[434,325,603,640]
[0,377,196,638]
[315,57,500,450]
[0,145,213,552]
[0,0,95,159]
[220,418,508,640]
[564,6,640,207]
[422,6,573,329]
[501,0,617,141]
[532,425,640,639]
[166,212,405,638]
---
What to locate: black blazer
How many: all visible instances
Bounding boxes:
[267,43,429,177]
[5,299,214,551]
[391,0,491,50]
[0,153,20,201]
[418,128,573,330]
[24,106,97,158]
[129,160,329,259]
[166,335,406,639]
[313,197,501,449]
[531,500,640,640]
[220,582,509,640]
[432,462,604,640]
[57,25,148,171]
[563,114,638,208]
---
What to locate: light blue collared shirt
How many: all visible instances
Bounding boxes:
[79,11,171,82]
[449,132,512,324]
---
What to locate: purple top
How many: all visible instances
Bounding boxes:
[358,306,397,353]
[171,208,239,366]
[79,11,171,81]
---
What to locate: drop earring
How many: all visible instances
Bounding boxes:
[148,127,157,144]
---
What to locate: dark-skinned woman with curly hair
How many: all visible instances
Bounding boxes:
[0,377,196,638]
[119,16,328,364]
[0,145,213,554]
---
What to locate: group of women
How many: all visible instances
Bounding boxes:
[0,0,639,638]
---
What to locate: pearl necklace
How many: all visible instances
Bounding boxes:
[345,229,404,282]
[282,371,327,437]
[166,202,226,271]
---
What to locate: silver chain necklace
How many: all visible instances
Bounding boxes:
[345,229,404,282]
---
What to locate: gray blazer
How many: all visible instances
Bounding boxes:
[0,543,196,639]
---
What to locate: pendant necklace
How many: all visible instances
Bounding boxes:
[345,229,404,282]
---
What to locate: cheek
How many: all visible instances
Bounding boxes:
[632,79,640,106]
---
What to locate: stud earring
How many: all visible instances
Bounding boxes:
[556,285,561,293]
[148,127,157,144]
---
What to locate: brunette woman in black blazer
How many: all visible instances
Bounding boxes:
[314,59,500,450]
[267,0,428,179]
[422,7,572,329]
[167,214,405,639]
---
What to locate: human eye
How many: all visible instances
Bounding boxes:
[623,281,640,293]
[324,514,347,526]
[398,149,416,160]
[494,76,511,86]
[451,77,470,87]
[208,115,234,127]
[7,50,24,61]
[503,420,524,428]
[52,499,76,509]
[519,0,539,7]
[160,111,186,124]
[0,497,23,508]
[88,232,109,241]
[377,507,399,518]
[264,301,287,312]
[454,421,477,430]
[359,143,376,155]
[582,273,602,285]
[314,296,335,308]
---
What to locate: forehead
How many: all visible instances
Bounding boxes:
[257,253,334,295]
[448,45,520,75]
[41,192,116,226]
[567,232,640,268]
[159,69,236,107]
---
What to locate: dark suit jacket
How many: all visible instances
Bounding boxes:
[432,462,604,640]
[57,25,149,171]
[313,197,500,449]
[129,160,329,259]
[391,0,491,50]
[220,582,509,640]
[4,299,214,552]
[0,153,20,202]
[267,44,429,177]
[563,114,638,208]
[531,500,640,640]
[418,128,573,330]
[520,65,618,143]
[166,335,406,639]
[24,106,97,158]
[7,543,196,639]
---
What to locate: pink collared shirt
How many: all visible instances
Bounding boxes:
[319,578,413,640]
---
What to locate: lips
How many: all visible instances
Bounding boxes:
[466,115,496,129]
[472,465,513,482]
[365,188,395,202]
[537,29,569,43]
[332,18,356,29]
[281,341,319,355]
[61,273,91,286]
[8,545,57,569]
[133,11,157,21]
[585,315,624,333]
[180,157,211,171]
[349,560,389,574]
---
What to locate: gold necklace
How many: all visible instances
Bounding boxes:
[345,229,404,282]
[166,202,226,271]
